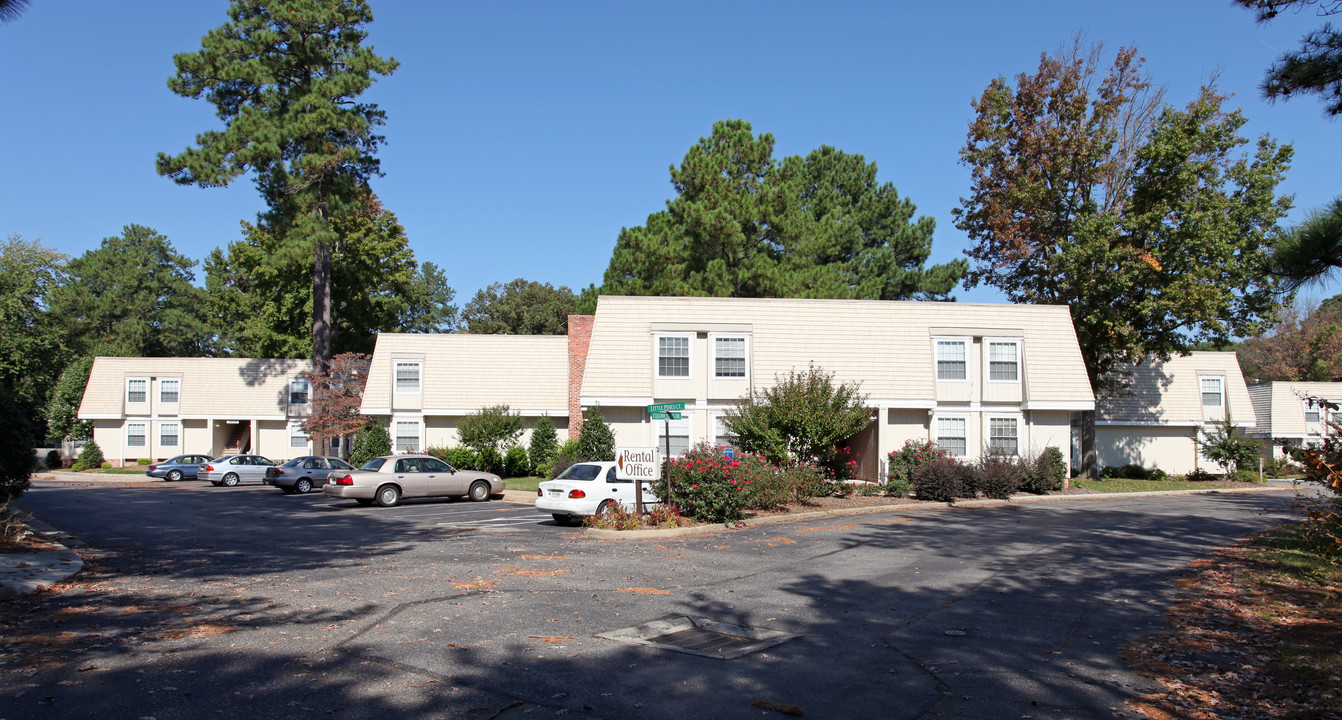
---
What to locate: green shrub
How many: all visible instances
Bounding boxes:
[1232,469,1262,483]
[653,443,749,523]
[912,458,963,502]
[1199,418,1260,473]
[136,458,152,466]
[1149,468,1168,481]
[503,446,529,477]
[349,424,391,466]
[1263,455,1294,478]
[577,406,616,461]
[77,440,104,468]
[582,501,641,530]
[854,482,884,496]
[70,461,87,472]
[1185,467,1217,482]
[977,456,1024,499]
[100,461,112,469]
[888,440,951,491]
[885,474,912,498]
[44,450,61,469]
[957,461,985,498]
[1102,463,1155,480]
[547,438,585,479]
[426,446,482,471]
[816,445,860,481]
[528,415,559,475]
[1021,446,1067,494]
[458,404,524,461]
[725,364,869,469]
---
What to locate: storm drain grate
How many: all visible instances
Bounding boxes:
[597,616,799,660]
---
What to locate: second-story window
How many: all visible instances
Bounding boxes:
[658,336,690,378]
[1305,400,1322,424]
[714,336,746,378]
[127,378,148,404]
[936,341,967,380]
[1200,377,1223,408]
[395,361,422,393]
[988,342,1019,381]
[289,378,310,405]
[160,379,180,404]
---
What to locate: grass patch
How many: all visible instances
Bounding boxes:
[503,476,544,493]
[1125,520,1341,719]
[1074,478,1248,493]
[47,466,150,475]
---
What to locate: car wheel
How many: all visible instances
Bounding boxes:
[355,498,375,507]
[295,478,312,494]
[595,499,613,517]
[468,481,491,502]
[166,470,183,482]
[375,484,401,508]
[221,473,240,487]
[552,514,578,526]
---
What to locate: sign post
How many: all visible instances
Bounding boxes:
[646,403,685,503]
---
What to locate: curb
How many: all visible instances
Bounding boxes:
[581,483,1306,540]
[0,515,84,601]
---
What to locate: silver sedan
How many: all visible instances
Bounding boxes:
[323,454,505,507]
[200,454,277,487]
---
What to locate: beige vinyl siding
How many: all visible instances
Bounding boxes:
[1098,352,1254,427]
[1096,425,1199,475]
[256,420,293,460]
[79,357,313,420]
[1248,381,1342,438]
[362,334,569,415]
[580,296,1092,407]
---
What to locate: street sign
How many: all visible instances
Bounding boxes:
[648,411,681,420]
[616,447,661,481]
[646,402,685,414]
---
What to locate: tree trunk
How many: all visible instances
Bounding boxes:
[312,240,332,374]
[1080,409,1098,480]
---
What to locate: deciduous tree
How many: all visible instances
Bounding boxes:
[598,119,966,301]
[0,236,63,493]
[157,0,398,371]
[1236,299,1342,381]
[954,40,1294,476]
[462,279,576,335]
[725,364,870,473]
[301,352,371,457]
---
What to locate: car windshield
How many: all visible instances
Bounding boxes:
[557,464,602,481]
[281,458,305,468]
[360,458,387,472]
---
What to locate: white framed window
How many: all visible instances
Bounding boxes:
[935,340,967,381]
[988,417,1019,456]
[289,378,310,405]
[395,361,422,394]
[712,335,747,379]
[289,423,308,449]
[713,414,739,450]
[987,341,1020,382]
[655,414,691,457]
[935,416,968,458]
[126,422,147,448]
[656,335,691,378]
[159,422,180,448]
[1305,400,1322,424]
[159,378,180,404]
[1200,377,1223,408]
[126,377,148,404]
[395,420,420,453]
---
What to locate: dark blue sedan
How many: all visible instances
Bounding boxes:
[146,454,214,481]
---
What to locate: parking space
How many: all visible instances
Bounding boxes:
[323,497,564,533]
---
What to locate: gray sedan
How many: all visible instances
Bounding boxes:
[265,456,355,494]
[323,454,504,507]
[200,454,277,487]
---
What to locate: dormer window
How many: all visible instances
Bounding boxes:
[988,341,1019,381]
[126,378,148,404]
[395,360,422,393]
[936,341,967,380]
[289,378,310,405]
[713,335,747,378]
[160,379,180,404]
[1200,377,1223,408]
[657,335,691,378]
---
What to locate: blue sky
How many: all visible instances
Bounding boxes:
[2,1,1340,310]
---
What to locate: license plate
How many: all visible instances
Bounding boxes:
[549,490,563,496]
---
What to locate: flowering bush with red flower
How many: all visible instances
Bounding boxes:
[653,443,755,523]
[887,440,951,497]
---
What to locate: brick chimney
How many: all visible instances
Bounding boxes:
[567,314,595,439]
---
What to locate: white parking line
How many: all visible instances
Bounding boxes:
[436,516,542,528]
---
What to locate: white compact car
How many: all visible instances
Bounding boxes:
[535,461,661,525]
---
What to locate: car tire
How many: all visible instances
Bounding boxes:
[281,486,297,495]
[355,498,375,507]
[221,473,240,487]
[166,470,183,482]
[375,484,401,508]
[595,499,613,517]
[468,481,491,502]
[552,514,578,526]
[295,478,312,494]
